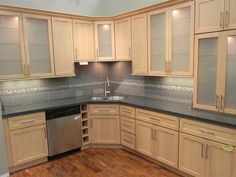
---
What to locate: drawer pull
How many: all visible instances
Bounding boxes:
[123,138,131,144]
[123,124,132,128]
[199,129,215,136]
[123,110,132,114]
[201,144,204,158]
[206,144,209,159]
[20,120,35,124]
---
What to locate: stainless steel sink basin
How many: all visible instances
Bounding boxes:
[90,96,126,101]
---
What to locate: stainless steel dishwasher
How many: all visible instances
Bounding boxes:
[46,105,82,157]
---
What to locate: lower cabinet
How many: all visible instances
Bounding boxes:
[90,115,120,144]
[121,131,135,150]
[136,120,179,168]
[179,133,236,177]
[10,125,48,166]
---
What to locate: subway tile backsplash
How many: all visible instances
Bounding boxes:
[0,62,193,107]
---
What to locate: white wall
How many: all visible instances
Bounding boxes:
[0,0,165,16]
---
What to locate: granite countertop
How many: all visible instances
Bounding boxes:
[2,95,236,128]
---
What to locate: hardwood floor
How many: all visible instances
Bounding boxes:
[10,149,182,177]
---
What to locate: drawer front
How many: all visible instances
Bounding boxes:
[121,131,135,150]
[120,105,135,118]
[180,119,236,146]
[136,109,179,130]
[8,112,46,130]
[121,116,135,134]
[89,104,119,115]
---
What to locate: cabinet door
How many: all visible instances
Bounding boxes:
[195,0,225,33]
[10,125,48,166]
[193,33,221,111]
[221,30,236,114]
[90,115,120,144]
[205,141,236,177]
[132,13,148,75]
[225,0,236,30]
[94,21,115,61]
[154,127,178,168]
[115,18,131,61]
[148,9,167,76]
[0,11,26,80]
[169,2,194,76]
[52,17,74,76]
[73,20,95,61]
[136,121,155,158]
[23,14,54,78]
[179,133,206,177]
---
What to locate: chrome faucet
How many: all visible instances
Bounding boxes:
[104,77,110,97]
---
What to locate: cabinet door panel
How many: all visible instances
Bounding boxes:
[170,3,194,76]
[73,20,95,61]
[195,0,225,33]
[194,34,220,111]
[0,11,25,79]
[132,14,148,75]
[10,125,48,166]
[136,121,155,158]
[52,17,74,76]
[155,127,178,168]
[90,115,120,144]
[23,15,54,77]
[115,18,131,61]
[179,133,206,177]
[148,10,167,76]
[206,141,236,177]
[225,0,236,30]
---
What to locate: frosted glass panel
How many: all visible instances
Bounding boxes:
[172,7,191,72]
[225,36,236,109]
[26,18,51,74]
[0,14,23,76]
[150,13,166,71]
[97,24,112,58]
[197,37,218,106]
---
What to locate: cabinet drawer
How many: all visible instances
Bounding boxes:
[121,116,135,134]
[89,104,119,115]
[121,131,135,150]
[120,105,135,118]
[180,119,236,146]
[136,109,179,130]
[8,112,46,130]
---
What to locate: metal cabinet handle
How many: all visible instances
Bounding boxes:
[22,64,26,76]
[44,127,47,139]
[123,138,131,144]
[220,12,224,28]
[154,129,157,141]
[20,120,34,124]
[165,61,168,73]
[27,64,30,76]
[215,95,220,110]
[199,129,215,136]
[225,11,229,27]
[221,95,224,111]
[129,47,131,59]
[90,120,93,128]
[75,49,78,60]
[96,49,99,60]
[151,129,154,140]
[168,61,171,74]
[206,144,209,159]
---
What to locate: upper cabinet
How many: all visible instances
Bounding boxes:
[115,18,132,61]
[94,21,115,61]
[194,30,236,115]
[52,17,75,76]
[73,20,95,62]
[195,0,236,33]
[148,2,194,77]
[23,14,55,78]
[0,11,26,80]
[132,13,148,75]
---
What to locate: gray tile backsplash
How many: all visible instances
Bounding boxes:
[0,62,193,107]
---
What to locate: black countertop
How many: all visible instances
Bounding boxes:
[2,95,236,128]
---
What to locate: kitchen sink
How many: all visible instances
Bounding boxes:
[90,96,126,101]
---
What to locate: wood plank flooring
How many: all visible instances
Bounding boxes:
[10,149,182,177]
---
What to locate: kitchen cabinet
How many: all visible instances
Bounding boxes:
[73,20,95,62]
[23,14,55,78]
[148,2,194,77]
[115,17,132,61]
[94,21,115,61]
[132,13,148,75]
[194,30,236,114]
[195,0,236,33]
[3,112,48,170]
[179,118,236,177]
[52,17,75,76]
[0,11,26,80]
[89,104,120,144]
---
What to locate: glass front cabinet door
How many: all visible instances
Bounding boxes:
[0,11,26,80]
[94,21,115,61]
[23,14,55,78]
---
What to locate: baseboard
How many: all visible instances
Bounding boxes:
[1,173,9,177]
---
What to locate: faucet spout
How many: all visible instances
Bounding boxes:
[104,77,111,97]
